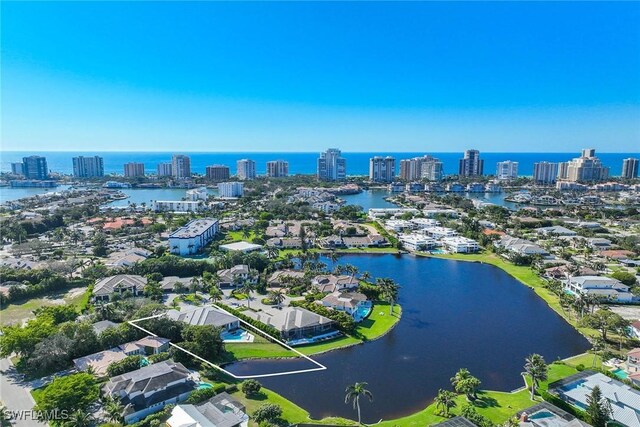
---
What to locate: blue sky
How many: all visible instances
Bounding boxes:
[2,1,639,152]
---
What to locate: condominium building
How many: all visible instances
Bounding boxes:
[495,161,518,180]
[622,158,639,179]
[533,161,558,184]
[399,155,442,181]
[124,162,145,178]
[369,156,396,183]
[72,156,104,178]
[557,161,569,180]
[458,149,483,177]
[218,181,244,198]
[266,160,289,177]
[10,162,23,175]
[157,162,173,177]
[171,155,191,179]
[317,148,346,181]
[20,156,49,180]
[236,159,256,180]
[168,218,219,256]
[562,149,609,182]
[205,165,230,181]
[152,201,204,212]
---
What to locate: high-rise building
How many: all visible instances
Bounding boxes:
[72,156,104,178]
[557,162,569,180]
[369,156,396,183]
[171,155,191,179]
[317,148,346,181]
[458,150,483,177]
[622,158,639,179]
[10,162,24,176]
[217,181,244,198]
[533,162,558,184]
[496,161,519,180]
[421,158,444,181]
[206,165,230,181]
[564,149,609,182]
[157,162,173,177]
[399,155,442,181]
[124,162,145,178]
[236,159,256,180]
[21,156,49,180]
[266,160,289,178]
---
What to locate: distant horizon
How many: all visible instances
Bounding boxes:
[3,149,638,154]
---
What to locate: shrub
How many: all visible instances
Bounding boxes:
[107,355,143,377]
[147,352,171,363]
[216,303,282,339]
[576,364,585,371]
[186,387,217,404]
[253,403,283,423]
[241,379,262,396]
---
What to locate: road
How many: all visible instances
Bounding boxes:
[0,358,44,426]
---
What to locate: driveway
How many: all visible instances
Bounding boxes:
[0,357,45,426]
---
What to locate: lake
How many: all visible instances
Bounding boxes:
[226,254,590,423]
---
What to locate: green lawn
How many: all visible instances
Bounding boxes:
[224,303,401,361]
[564,352,603,370]
[226,230,257,242]
[1,286,89,326]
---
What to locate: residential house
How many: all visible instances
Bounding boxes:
[217,265,253,288]
[167,306,240,332]
[166,393,249,427]
[587,238,613,251]
[535,226,577,237]
[92,320,119,335]
[564,276,633,302]
[73,348,128,376]
[160,276,194,293]
[267,270,306,287]
[627,348,640,373]
[93,275,146,302]
[319,291,369,316]
[247,307,336,342]
[103,361,197,424]
[517,402,591,427]
[311,274,359,293]
[495,235,548,256]
[631,321,640,340]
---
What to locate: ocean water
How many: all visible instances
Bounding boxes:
[1,151,636,176]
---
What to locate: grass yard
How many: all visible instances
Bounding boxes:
[226,230,257,242]
[0,286,90,326]
[564,352,603,370]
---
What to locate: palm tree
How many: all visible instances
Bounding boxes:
[377,278,400,314]
[434,389,457,417]
[239,280,255,309]
[329,251,339,267]
[103,396,124,423]
[345,264,359,283]
[451,368,481,401]
[268,289,286,309]
[209,286,223,305]
[96,302,115,321]
[361,271,371,283]
[267,246,280,260]
[64,410,93,427]
[190,277,201,294]
[523,354,548,400]
[344,382,373,425]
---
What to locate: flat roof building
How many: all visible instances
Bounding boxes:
[168,218,219,256]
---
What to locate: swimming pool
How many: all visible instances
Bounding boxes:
[221,329,255,343]
[353,304,372,321]
[198,382,213,390]
[612,368,629,380]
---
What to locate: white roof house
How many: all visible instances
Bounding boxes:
[167,306,240,331]
[564,276,633,302]
[551,372,640,427]
[496,235,548,256]
[218,241,262,253]
[535,226,577,236]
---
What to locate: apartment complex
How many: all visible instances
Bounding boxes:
[123,162,145,177]
[369,156,396,183]
[171,154,191,179]
[399,155,443,181]
[458,149,483,177]
[533,161,558,184]
[236,159,256,180]
[559,149,609,182]
[18,156,49,180]
[218,181,244,197]
[168,218,219,255]
[206,165,230,181]
[72,156,104,178]
[157,162,173,177]
[622,158,639,179]
[496,161,518,180]
[266,160,289,177]
[317,148,346,181]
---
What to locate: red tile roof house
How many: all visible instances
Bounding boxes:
[627,348,640,373]
[631,322,640,340]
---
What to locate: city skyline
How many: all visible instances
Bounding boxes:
[2,1,639,153]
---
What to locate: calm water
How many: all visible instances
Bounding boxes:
[0,185,72,203]
[106,187,218,207]
[341,189,398,210]
[226,254,589,423]
[1,151,635,176]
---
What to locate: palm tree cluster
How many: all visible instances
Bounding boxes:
[450,368,481,401]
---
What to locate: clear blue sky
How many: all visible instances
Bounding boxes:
[2,1,639,152]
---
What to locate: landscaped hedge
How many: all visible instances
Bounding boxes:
[216,303,282,340]
[290,300,356,334]
[539,390,588,422]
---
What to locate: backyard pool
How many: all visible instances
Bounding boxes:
[221,329,255,343]
[353,303,372,322]
[613,368,629,380]
[198,382,213,390]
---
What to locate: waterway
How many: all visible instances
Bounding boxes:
[226,254,590,423]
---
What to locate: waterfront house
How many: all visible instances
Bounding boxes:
[248,307,337,342]
[549,371,640,427]
[627,348,640,372]
[433,417,477,427]
[103,361,197,424]
[517,402,591,427]
[266,237,308,249]
[168,218,219,256]
[93,275,146,302]
[564,276,633,302]
[495,235,548,256]
[267,270,306,287]
[319,291,369,316]
[311,274,359,293]
[166,392,249,427]
[167,306,240,332]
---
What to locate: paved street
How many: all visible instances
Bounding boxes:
[0,358,44,427]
